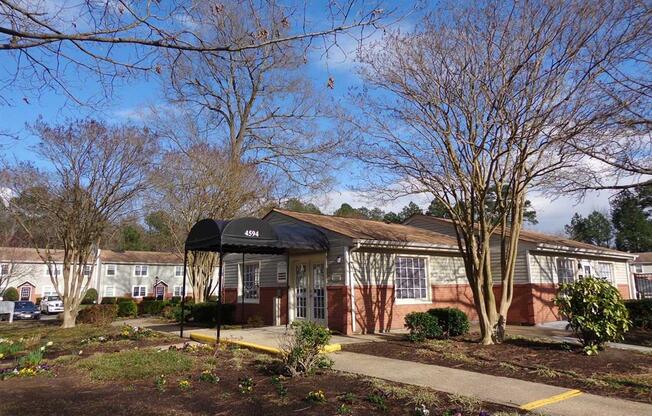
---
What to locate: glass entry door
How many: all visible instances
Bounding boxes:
[292,256,327,326]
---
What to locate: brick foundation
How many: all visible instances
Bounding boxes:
[349,283,567,334]
[223,287,288,326]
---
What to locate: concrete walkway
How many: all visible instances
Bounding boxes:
[332,351,652,416]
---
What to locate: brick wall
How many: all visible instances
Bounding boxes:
[349,283,567,334]
[223,287,288,326]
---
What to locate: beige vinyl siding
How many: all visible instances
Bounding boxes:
[489,243,531,285]
[109,263,186,297]
[350,249,466,287]
[404,216,458,238]
[528,251,630,286]
[223,254,286,289]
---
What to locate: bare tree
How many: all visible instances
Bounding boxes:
[351,0,646,344]
[0,0,388,105]
[161,1,346,193]
[2,119,157,327]
[149,123,272,302]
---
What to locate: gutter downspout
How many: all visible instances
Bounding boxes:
[95,248,102,303]
[346,242,361,334]
[627,262,636,299]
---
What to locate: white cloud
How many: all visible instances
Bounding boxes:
[526,190,614,235]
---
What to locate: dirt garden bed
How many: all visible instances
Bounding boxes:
[0,321,179,365]
[343,333,652,404]
[0,340,523,415]
[624,328,652,348]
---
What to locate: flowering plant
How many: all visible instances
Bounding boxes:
[307,390,326,403]
[178,379,192,391]
[238,376,255,394]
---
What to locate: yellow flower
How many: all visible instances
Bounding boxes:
[46,341,53,347]
[0,353,5,359]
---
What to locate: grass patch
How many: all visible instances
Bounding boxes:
[77,349,193,381]
[531,366,562,378]
[0,323,118,351]
[498,362,518,371]
[441,351,477,364]
[448,393,481,413]
[368,378,440,407]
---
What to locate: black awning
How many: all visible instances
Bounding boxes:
[185,217,328,254]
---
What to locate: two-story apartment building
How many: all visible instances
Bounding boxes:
[0,247,187,302]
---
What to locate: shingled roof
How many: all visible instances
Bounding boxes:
[0,247,181,264]
[267,209,458,247]
[406,215,633,257]
[633,252,652,263]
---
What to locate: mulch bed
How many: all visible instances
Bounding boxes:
[624,328,652,348]
[0,346,522,416]
[343,333,652,404]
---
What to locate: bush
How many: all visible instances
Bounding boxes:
[82,288,98,305]
[555,276,631,355]
[77,304,118,325]
[100,297,117,305]
[140,300,168,316]
[405,312,442,342]
[117,300,137,318]
[625,299,652,329]
[428,308,470,337]
[2,287,18,301]
[280,321,331,377]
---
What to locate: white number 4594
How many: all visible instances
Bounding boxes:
[244,230,259,237]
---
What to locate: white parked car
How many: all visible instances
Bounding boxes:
[40,296,64,314]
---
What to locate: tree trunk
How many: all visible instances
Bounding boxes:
[61,306,78,328]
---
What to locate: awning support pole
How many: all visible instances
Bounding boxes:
[286,250,290,329]
[180,249,188,338]
[241,252,245,324]
[216,250,223,343]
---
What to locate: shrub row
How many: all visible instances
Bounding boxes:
[625,299,652,329]
[1,287,19,301]
[77,304,118,325]
[404,307,470,342]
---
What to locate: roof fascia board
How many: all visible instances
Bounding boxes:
[534,244,636,260]
[353,239,459,253]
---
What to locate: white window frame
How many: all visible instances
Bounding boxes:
[173,285,185,297]
[238,262,260,304]
[19,285,31,300]
[556,258,575,285]
[45,264,60,278]
[132,285,147,297]
[597,262,615,284]
[0,263,9,276]
[634,264,643,273]
[134,265,148,277]
[104,286,116,297]
[106,264,116,276]
[394,255,431,304]
[42,286,57,297]
[83,265,92,277]
[175,265,183,277]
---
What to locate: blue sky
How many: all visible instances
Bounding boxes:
[0,1,615,234]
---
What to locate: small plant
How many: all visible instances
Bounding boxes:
[119,324,154,340]
[155,374,167,392]
[178,379,192,391]
[1,287,18,301]
[17,341,52,369]
[270,375,287,396]
[427,308,470,337]
[0,338,25,359]
[306,389,326,403]
[337,404,352,415]
[199,369,220,384]
[367,392,388,412]
[238,376,255,394]
[405,312,442,342]
[414,404,430,416]
[279,321,331,377]
[555,275,631,354]
[339,392,356,404]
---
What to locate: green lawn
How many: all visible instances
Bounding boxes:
[77,349,193,381]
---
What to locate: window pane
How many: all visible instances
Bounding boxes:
[395,256,427,300]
